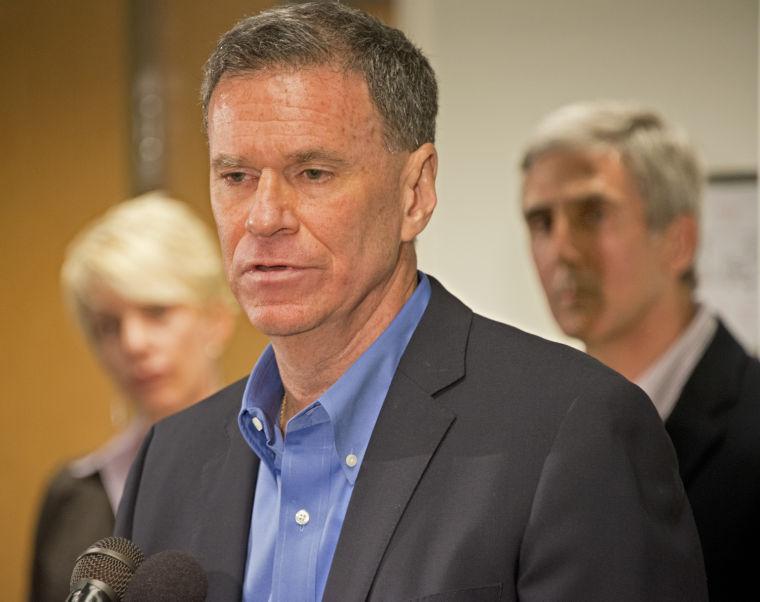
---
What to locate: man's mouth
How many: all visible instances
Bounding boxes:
[552,280,599,309]
[256,265,289,272]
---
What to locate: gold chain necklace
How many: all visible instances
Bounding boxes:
[279,391,287,431]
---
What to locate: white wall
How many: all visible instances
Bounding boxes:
[398,0,758,344]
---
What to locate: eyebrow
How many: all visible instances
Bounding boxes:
[523,205,550,219]
[210,149,349,171]
[286,148,348,166]
[523,193,610,214]
[210,154,250,171]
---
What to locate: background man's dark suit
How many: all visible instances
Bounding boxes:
[116,279,706,601]
[666,320,760,602]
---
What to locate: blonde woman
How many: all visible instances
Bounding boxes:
[30,193,236,602]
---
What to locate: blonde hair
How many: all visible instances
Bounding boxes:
[62,192,236,331]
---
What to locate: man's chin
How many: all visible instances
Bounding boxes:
[552,310,593,342]
[245,306,316,338]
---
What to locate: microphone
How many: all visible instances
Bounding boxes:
[123,550,208,601]
[67,536,144,602]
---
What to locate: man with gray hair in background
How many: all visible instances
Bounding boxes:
[117,5,706,600]
[521,101,760,601]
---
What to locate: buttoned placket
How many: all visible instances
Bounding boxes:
[270,404,336,602]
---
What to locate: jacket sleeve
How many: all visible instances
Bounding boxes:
[516,379,708,601]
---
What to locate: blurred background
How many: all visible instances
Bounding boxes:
[1,1,756,598]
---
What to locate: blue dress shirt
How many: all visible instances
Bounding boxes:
[238,274,431,602]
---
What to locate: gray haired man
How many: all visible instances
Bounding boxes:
[117,7,707,601]
[521,101,760,601]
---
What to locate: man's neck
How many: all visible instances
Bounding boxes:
[587,290,697,382]
[273,258,419,418]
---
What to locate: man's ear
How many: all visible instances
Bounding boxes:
[399,143,438,242]
[663,213,699,280]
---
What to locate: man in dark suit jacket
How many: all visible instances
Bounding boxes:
[666,321,760,601]
[117,5,706,600]
[520,101,760,601]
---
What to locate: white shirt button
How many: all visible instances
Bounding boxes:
[295,509,310,526]
[251,416,263,431]
[345,454,358,468]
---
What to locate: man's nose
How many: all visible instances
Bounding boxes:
[245,169,297,237]
[549,214,583,264]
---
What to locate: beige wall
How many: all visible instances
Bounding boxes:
[1,2,132,597]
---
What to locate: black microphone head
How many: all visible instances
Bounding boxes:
[70,536,144,601]
[123,550,208,602]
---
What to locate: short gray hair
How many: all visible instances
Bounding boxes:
[521,101,703,287]
[201,1,437,152]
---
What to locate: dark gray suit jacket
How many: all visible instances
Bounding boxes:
[666,321,760,602]
[116,278,706,601]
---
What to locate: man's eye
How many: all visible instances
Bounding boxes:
[578,203,606,226]
[223,172,247,184]
[526,212,552,234]
[302,168,329,182]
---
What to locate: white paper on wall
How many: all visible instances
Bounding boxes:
[697,175,758,354]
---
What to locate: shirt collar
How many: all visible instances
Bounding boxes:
[238,346,284,469]
[635,304,718,421]
[238,273,431,484]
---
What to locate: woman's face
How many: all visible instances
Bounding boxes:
[83,286,231,422]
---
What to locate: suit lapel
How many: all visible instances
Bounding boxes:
[193,383,260,595]
[323,277,472,601]
[665,321,748,485]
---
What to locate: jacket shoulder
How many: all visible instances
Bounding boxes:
[151,377,247,437]
[469,312,642,403]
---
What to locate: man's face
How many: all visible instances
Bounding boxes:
[207,66,413,338]
[521,149,672,347]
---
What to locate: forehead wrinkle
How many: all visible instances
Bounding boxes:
[212,106,368,148]
[216,70,371,117]
[212,116,378,169]
[523,191,613,220]
[215,68,380,129]
[209,68,390,175]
